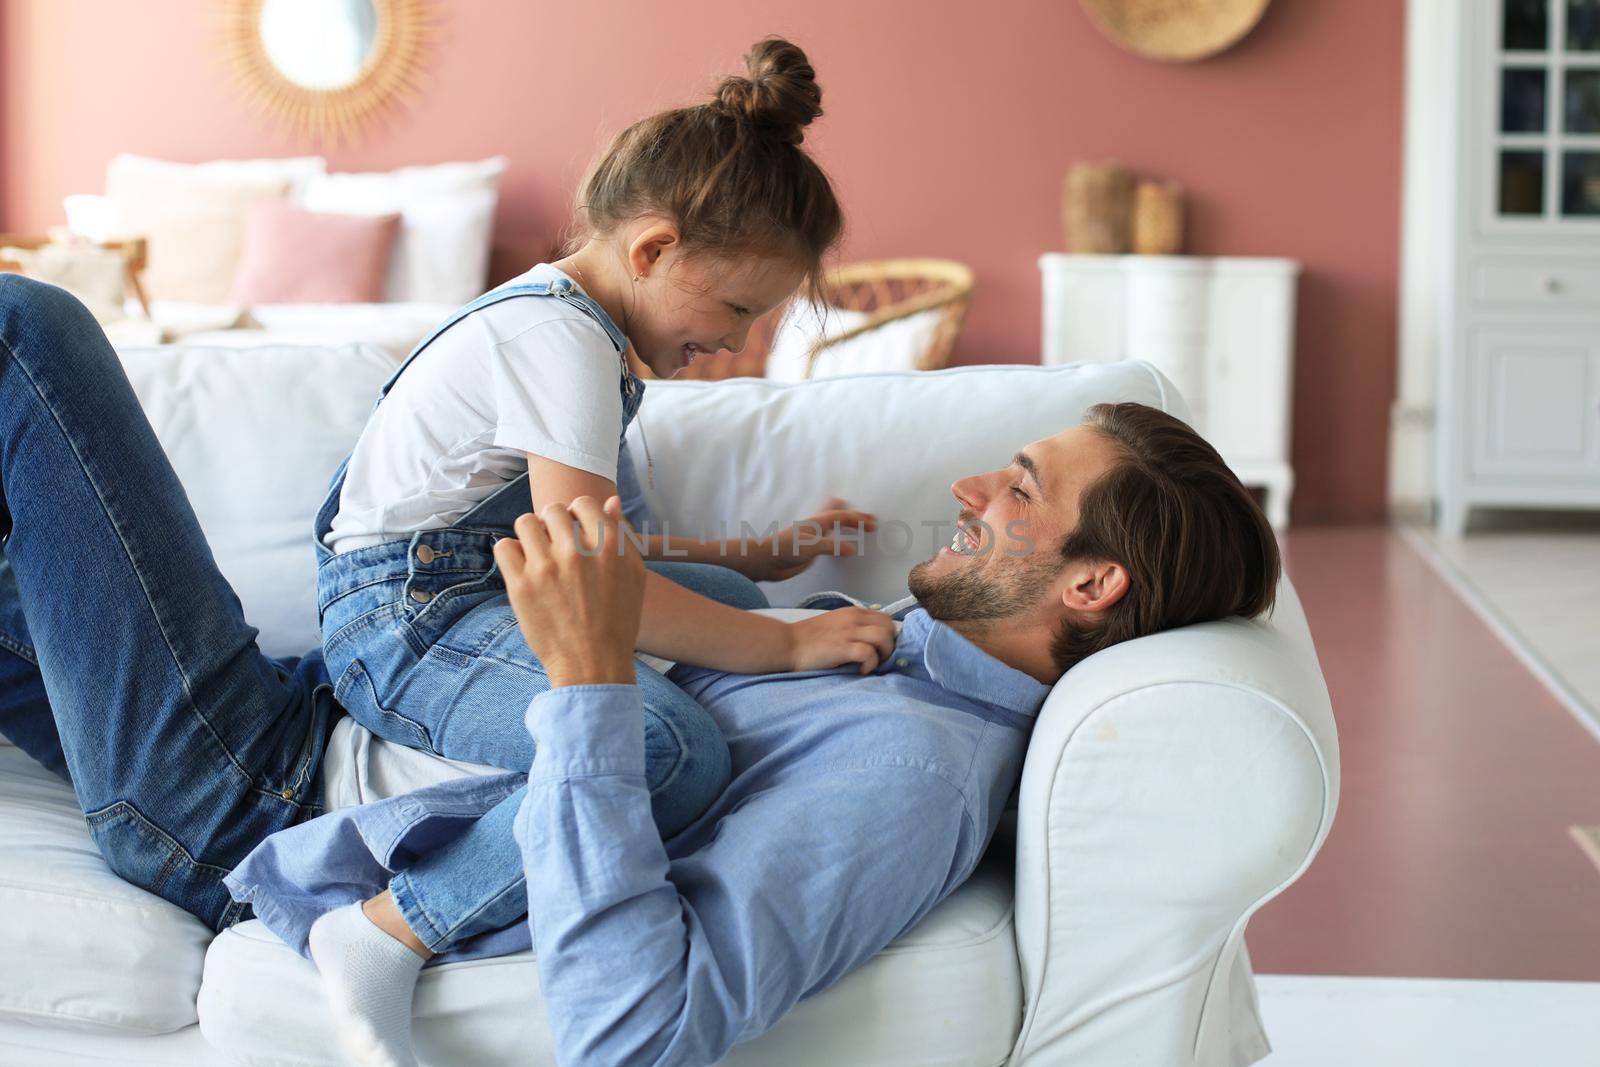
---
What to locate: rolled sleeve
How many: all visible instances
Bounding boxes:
[525,684,646,782]
[490,317,625,483]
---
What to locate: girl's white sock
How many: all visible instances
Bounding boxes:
[308,903,427,1067]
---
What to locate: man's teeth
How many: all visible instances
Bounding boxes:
[950,525,979,554]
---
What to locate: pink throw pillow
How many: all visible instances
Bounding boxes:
[231,201,400,305]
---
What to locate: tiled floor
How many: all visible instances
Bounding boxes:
[1407,513,1600,728]
[1246,526,1600,981]
[1256,974,1600,1066]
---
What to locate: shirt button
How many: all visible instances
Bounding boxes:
[415,544,436,564]
[895,658,910,669]
[410,588,433,604]
[869,603,882,610]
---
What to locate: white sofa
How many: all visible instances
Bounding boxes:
[0,345,1339,1066]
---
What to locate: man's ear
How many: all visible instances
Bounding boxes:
[1060,559,1129,616]
[627,218,680,279]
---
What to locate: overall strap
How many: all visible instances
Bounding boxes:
[315,275,634,557]
[377,277,629,402]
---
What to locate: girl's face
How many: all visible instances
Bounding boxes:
[632,248,806,377]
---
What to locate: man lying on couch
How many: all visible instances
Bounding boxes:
[0,276,1279,1067]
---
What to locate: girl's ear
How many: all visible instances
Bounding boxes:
[628,218,681,279]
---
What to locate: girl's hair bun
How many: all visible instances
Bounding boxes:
[712,37,823,147]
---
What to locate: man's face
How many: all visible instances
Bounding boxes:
[908,425,1122,625]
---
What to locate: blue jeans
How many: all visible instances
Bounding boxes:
[0,275,336,930]
[359,560,762,953]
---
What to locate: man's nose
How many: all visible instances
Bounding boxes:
[951,475,985,510]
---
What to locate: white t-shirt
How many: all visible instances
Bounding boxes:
[325,264,629,554]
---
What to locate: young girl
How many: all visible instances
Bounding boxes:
[299,37,892,1064]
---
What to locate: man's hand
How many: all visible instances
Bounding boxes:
[493,495,645,689]
[738,498,878,583]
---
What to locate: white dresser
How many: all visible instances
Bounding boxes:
[1039,253,1300,528]
[1436,0,1600,534]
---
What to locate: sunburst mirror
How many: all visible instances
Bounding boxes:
[219,0,439,146]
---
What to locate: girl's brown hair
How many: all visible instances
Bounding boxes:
[566,36,844,303]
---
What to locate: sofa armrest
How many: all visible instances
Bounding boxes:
[1009,580,1338,1067]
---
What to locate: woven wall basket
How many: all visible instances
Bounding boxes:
[1079,0,1271,62]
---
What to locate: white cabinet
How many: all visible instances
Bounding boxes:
[1039,253,1300,528]
[1436,0,1600,533]
[1469,328,1600,480]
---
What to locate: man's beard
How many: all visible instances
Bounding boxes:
[908,549,1063,626]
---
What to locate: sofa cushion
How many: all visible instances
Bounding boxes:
[198,857,1020,1067]
[0,747,213,1034]
[117,342,396,657]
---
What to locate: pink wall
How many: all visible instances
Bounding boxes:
[0,0,1403,522]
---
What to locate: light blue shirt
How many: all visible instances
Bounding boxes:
[227,601,1049,1066]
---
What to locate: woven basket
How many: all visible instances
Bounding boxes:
[1079,0,1271,62]
[798,258,975,376]
[675,258,975,381]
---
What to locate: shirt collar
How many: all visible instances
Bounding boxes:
[898,607,1052,717]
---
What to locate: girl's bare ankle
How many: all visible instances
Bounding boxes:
[362,891,433,960]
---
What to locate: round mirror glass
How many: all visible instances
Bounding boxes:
[259,0,380,90]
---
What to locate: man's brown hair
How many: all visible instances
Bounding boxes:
[566,37,844,304]
[1051,402,1281,673]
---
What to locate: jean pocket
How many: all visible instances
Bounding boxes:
[83,799,245,930]
[334,656,434,751]
[403,577,511,654]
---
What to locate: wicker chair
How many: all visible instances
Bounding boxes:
[796,257,975,376]
[678,258,975,382]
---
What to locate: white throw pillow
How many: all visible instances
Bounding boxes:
[103,155,331,304]
[69,156,325,246]
[765,301,944,382]
[764,302,868,381]
[104,154,326,197]
[300,157,507,304]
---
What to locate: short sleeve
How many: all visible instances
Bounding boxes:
[490,316,625,481]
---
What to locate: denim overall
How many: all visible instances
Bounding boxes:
[311,277,757,850]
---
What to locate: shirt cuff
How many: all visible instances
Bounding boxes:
[524,684,646,782]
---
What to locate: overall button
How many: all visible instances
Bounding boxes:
[410,589,433,604]
[279,788,294,801]
[415,544,436,564]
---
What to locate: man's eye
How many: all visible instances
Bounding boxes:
[1011,487,1028,500]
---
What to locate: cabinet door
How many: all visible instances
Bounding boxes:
[1469,327,1600,480]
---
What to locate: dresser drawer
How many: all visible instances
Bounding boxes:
[1473,259,1600,309]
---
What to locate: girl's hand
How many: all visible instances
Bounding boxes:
[740,498,878,582]
[784,606,897,675]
